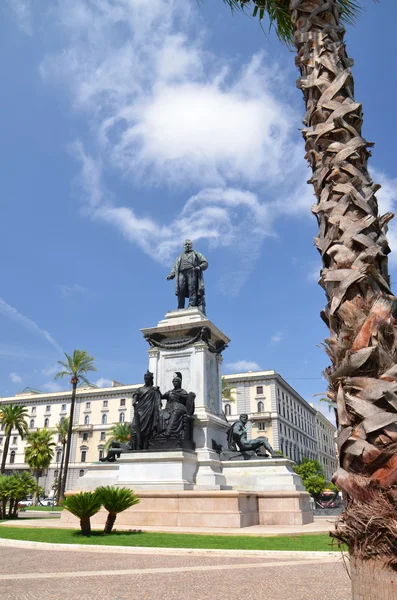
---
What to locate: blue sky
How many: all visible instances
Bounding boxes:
[1,1,396,417]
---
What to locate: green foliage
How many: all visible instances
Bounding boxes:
[105,423,130,450]
[0,404,29,473]
[96,486,140,533]
[294,458,326,499]
[218,0,361,45]
[55,417,70,444]
[25,429,56,474]
[0,472,40,519]
[55,350,97,385]
[221,377,234,401]
[63,491,102,536]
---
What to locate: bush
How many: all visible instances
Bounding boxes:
[63,492,102,536]
[0,472,39,519]
[96,486,140,533]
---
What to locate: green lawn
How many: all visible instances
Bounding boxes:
[0,527,341,551]
[25,506,63,512]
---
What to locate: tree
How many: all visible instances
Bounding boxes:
[0,472,40,519]
[55,417,72,504]
[221,377,234,401]
[294,458,326,504]
[54,350,97,502]
[216,1,397,594]
[96,486,140,534]
[24,429,56,505]
[0,404,29,474]
[62,491,102,536]
[104,423,130,451]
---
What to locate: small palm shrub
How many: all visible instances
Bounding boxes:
[63,491,102,536]
[96,486,140,534]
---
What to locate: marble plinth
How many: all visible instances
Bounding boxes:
[116,451,197,491]
[221,458,306,492]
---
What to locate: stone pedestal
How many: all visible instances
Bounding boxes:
[221,458,305,492]
[116,451,197,491]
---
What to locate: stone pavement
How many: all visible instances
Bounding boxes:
[0,541,351,600]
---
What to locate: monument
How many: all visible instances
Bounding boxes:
[65,241,313,528]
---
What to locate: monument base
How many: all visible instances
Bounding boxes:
[117,451,197,491]
[221,458,305,492]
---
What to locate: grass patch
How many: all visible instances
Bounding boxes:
[25,506,63,512]
[0,527,340,551]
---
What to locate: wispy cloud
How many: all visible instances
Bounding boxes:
[58,283,88,297]
[270,332,282,344]
[0,297,63,355]
[224,360,261,373]
[372,168,397,266]
[96,378,113,388]
[42,364,60,378]
[6,0,32,35]
[9,372,22,384]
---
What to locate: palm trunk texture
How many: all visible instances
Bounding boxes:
[60,382,77,502]
[291,0,397,591]
[80,517,91,537]
[0,433,10,474]
[104,513,117,534]
[56,442,66,504]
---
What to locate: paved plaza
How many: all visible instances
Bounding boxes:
[0,541,351,600]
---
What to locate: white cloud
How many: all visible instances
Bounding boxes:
[224,360,261,373]
[42,364,60,377]
[95,378,113,388]
[270,332,282,343]
[6,0,32,35]
[42,382,64,393]
[9,372,22,384]
[58,284,87,297]
[0,297,63,355]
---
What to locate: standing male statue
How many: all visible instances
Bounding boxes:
[167,239,208,314]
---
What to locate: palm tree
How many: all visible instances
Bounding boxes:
[96,486,140,534]
[62,491,102,536]
[0,404,29,474]
[25,429,56,505]
[217,1,397,594]
[55,417,71,504]
[54,350,97,501]
[104,423,130,451]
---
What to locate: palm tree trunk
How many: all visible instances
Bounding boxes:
[80,517,91,536]
[60,383,77,502]
[32,470,40,506]
[104,513,117,534]
[56,441,66,504]
[291,0,397,589]
[0,433,11,474]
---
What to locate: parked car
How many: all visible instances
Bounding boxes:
[39,497,56,506]
[18,500,33,507]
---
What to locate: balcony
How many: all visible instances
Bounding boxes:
[77,424,93,432]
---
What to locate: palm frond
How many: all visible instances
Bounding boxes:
[63,491,102,518]
[96,486,140,514]
[218,0,361,45]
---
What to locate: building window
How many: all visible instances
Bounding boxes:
[83,433,89,442]
[10,451,16,464]
[256,386,263,395]
[257,422,266,431]
[103,400,108,408]
[12,436,17,444]
[56,450,62,462]
[46,405,51,413]
[81,451,87,463]
[120,399,126,406]
[61,404,66,411]
[30,419,35,429]
[224,404,231,416]
[86,402,91,409]
[257,401,264,413]
[119,412,125,423]
[102,414,107,425]
[99,450,104,460]
[54,469,59,479]
[31,407,36,415]
[44,418,49,427]
[79,470,85,477]
[100,432,106,441]
[84,415,90,425]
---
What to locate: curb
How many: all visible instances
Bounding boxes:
[0,538,343,559]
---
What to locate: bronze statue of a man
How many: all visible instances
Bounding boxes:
[227,414,279,458]
[167,239,208,314]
